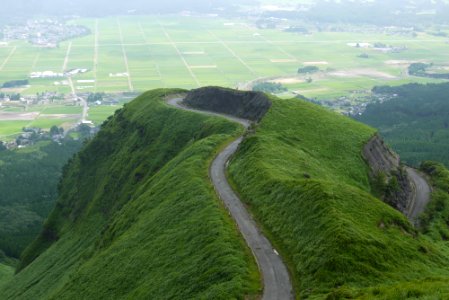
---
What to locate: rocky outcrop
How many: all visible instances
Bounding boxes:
[363,134,400,174]
[363,134,413,215]
[183,86,271,122]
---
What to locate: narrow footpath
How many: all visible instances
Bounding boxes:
[167,97,293,300]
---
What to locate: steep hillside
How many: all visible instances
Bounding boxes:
[0,89,260,299]
[229,97,449,298]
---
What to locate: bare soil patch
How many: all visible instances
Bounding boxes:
[39,114,81,119]
[270,59,297,63]
[303,61,328,65]
[0,112,38,121]
[329,69,397,79]
[268,77,305,84]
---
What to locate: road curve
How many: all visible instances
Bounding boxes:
[167,97,293,300]
[406,167,432,225]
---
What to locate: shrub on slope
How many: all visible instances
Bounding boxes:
[1,89,259,299]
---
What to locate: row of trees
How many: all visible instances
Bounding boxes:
[252,82,287,94]
[408,63,449,79]
[2,80,29,89]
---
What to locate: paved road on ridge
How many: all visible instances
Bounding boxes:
[406,167,432,225]
[167,97,293,300]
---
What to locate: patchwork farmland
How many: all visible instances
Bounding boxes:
[0,15,449,138]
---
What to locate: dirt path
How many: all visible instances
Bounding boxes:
[167,97,293,300]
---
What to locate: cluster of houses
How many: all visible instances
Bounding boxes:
[3,19,90,48]
[0,91,67,106]
[308,92,399,116]
[3,127,62,150]
[347,42,408,54]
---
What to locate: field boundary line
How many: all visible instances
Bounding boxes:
[30,51,41,72]
[241,23,297,61]
[94,19,99,92]
[159,21,200,87]
[62,41,72,72]
[117,18,134,92]
[138,22,148,44]
[0,46,17,71]
[139,23,164,86]
[208,30,256,76]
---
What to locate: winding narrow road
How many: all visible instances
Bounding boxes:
[406,167,432,225]
[167,97,293,300]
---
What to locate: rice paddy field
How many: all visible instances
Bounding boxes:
[0,14,448,138]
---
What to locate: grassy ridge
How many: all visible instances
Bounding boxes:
[229,97,449,298]
[1,89,260,299]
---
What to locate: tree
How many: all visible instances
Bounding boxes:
[50,125,59,136]
[78,124,92,138]
[298,66,319,74]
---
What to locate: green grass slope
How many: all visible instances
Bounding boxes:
[0,89,260,299]
[229,97,449,298]
[0,263,13,288]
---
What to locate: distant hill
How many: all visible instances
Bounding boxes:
[356,83,449,167]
